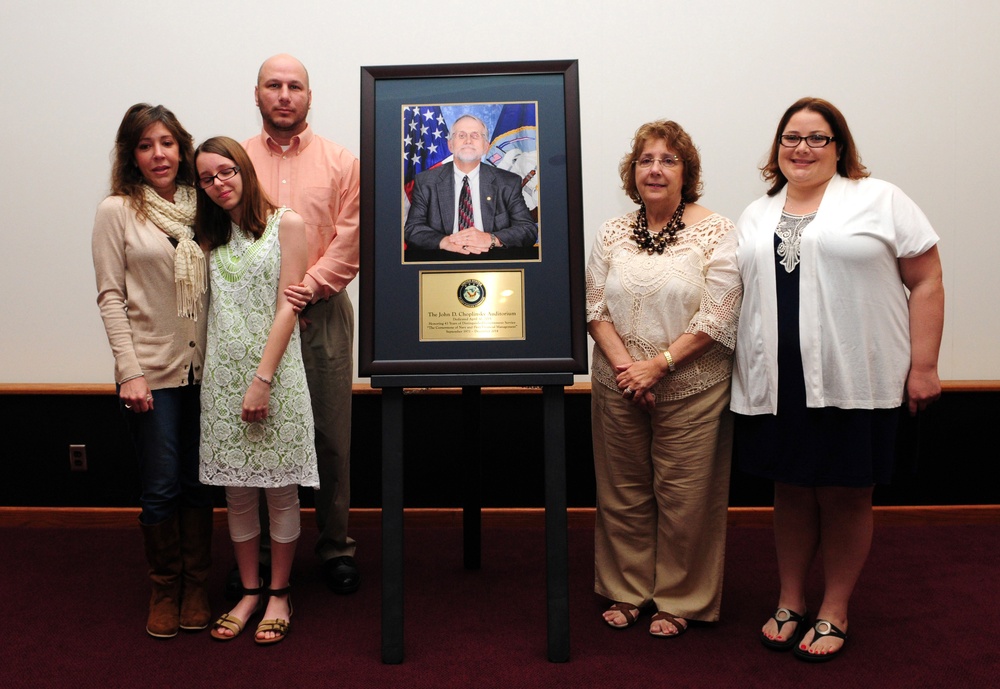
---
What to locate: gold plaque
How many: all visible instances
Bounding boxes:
[419,270,525,341]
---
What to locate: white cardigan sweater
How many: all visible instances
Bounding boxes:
[731,175,938,415]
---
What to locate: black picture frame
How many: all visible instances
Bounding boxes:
[359,60,587,380]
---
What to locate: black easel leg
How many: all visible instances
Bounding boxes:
[463,386,482,570]
[381,387,404,664]
[543,385,570,662]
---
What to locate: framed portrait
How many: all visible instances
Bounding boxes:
[400,101,541,264]
[359,60,587,380]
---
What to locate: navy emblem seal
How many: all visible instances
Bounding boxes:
[457,279,487,308]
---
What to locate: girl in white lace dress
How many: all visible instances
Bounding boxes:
[194,136,317,645]
[586,121,742,638]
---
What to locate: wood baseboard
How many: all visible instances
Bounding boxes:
[1,505,997,529]
[2,381,997,395]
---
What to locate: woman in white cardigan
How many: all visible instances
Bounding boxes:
[92,104,212,639]
[732,98,944,662]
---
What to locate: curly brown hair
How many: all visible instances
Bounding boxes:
[762,97,869,196]
[110,103,195,220]
[619,120,702,205]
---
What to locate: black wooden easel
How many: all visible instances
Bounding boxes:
[374,372,572,664]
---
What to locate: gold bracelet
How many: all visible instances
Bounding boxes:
[663,350,675,372]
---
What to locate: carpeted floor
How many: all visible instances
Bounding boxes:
[3,520,997,688]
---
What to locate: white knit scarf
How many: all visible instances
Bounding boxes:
[141,185,206,319]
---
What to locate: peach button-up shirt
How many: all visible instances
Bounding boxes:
[243,125,360,300]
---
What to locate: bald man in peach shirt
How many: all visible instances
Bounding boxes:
[243,54,361,594]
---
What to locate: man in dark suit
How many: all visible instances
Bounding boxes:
[404,114,537,254]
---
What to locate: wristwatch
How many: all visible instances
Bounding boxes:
[489,233,498,250]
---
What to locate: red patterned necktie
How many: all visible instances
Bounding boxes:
[458,175,474,231]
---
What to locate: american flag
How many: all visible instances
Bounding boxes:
[402,105,452,204]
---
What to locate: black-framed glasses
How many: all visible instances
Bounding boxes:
[633,155,679,169]
[198,166,240,188]
[779,134,835,148]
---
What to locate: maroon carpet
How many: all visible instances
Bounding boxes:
[2,521,996,688]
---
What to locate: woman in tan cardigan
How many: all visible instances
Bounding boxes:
[92,103,212,639]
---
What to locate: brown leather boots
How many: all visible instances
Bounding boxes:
[140,508,213,637]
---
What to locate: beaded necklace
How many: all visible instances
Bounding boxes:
[632,201,686,254]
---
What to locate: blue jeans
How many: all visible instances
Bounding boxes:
[122,385,212,525]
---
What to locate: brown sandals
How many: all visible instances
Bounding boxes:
[254,586,293,645]
[649,611,688,638]
[604,602,640,629]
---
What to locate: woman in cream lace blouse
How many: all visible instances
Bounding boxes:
[585,120,742,638]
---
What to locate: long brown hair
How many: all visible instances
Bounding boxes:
[761,97,869,196]
[111,103,195,219]
[619,120,703,205]
[193,136,276,249]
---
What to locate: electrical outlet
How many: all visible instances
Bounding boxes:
[69,444,87,471]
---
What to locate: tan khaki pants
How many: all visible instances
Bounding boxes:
[592,379,733,621]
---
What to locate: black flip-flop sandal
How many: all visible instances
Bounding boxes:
[793,619,847,662]
[761,607,807,651]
